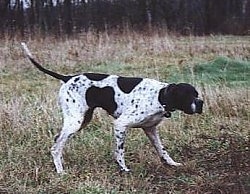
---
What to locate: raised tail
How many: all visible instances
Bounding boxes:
[21,42,72,83]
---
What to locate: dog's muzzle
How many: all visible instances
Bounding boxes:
[194,98,203,114]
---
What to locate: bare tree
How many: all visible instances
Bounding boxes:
[0,0,249,37]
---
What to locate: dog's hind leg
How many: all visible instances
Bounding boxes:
[51,115,84,173]
[51,107,94,174]
[143,126,182,167]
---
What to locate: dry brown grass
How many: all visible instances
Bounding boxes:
[0,31,249,193]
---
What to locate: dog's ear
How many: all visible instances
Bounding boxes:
[159,83,177,110]
[165,83,177,95]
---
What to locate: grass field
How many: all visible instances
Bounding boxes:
[0,31,249,193]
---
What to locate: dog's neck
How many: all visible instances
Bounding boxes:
[158,85,176,118]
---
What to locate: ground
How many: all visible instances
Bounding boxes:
[0,32,249,193]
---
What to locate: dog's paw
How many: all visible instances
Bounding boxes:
[163,162,183,169]
[56,169,67,175]
[161,157,183,167]
[169,161,182,166]
[120,167,131,173]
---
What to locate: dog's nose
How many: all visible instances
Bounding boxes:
[195,99,203,114]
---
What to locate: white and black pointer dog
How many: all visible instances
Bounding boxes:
[21,43,203,173]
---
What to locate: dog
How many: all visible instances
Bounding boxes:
[21,42,203,173]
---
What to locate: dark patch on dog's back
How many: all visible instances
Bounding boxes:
[117,76,143,93]
[84,73,109,81]
[86,86,117,115]
[74,77,80,82]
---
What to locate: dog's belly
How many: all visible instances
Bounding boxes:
[132,111,165,128]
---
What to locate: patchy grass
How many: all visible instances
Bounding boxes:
[163,57,250,86]
[0,32,249,193]
[192,57,250,86]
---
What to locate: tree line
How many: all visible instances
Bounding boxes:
[0,0,249,38]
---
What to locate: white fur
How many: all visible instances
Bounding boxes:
[191,102,196,113]
[21,42,33,58]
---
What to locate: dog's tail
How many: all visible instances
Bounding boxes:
[21,42,72,83]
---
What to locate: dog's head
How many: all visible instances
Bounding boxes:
[159,83,203,115]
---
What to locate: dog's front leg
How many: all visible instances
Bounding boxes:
[143,126,182,167]
[113,120,130,172]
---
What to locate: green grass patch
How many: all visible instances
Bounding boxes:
[193,57,250,86]
[167,57,250,86]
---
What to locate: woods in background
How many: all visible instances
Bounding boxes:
[0,0,250,38]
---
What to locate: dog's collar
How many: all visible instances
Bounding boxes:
[164,111,172,118]
[162,105,174,118]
